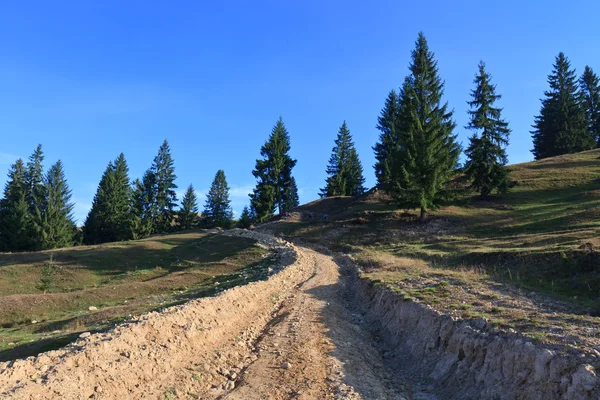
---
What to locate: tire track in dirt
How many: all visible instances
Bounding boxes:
[0,231,415,399]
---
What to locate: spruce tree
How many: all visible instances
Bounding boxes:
[283,176,300,212]
[130,171,156,239]
[0,159,30,251]
[464,62,511,197]
[83,153,132,244]
[321,121,366,197]
[390,32,460,222]
[25,145,45,249]
[151,140,178,233]
[250,118,297,221]
[179,184,198,230]
[39,160,76,249]
[580,65,600,146]
[531,52,593,159]
[373,90,401,187]
[237,206,253,229]
[204,170,233,228]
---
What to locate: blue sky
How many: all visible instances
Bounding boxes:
[0,1,599,223]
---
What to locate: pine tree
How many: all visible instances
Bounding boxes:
[464,62,511,197]
[179,184,198,230]
[25,145,45,249]
[151,140,178,233]
[83,154,132,244]
[580,65,600,146]
[283,176,300,212]
[250,118,297,221]
[204,170,233,228]
[531,52,593,159]
[373,90,401,187]
[0,159,30,251]
[39,161,76,249]
[321,121,365,197]
[390,32,460,222]
[237,206,253,229]
[130,171,156,239]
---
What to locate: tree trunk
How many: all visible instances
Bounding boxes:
[420,207,427,223]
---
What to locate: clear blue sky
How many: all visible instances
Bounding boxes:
[0,1,599,223]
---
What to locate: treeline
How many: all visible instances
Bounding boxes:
[370,32,600,220]
[1,32,598,251]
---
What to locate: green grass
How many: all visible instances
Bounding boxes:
[0,230,273,361]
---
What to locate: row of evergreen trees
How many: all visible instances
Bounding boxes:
[0,146,77,252]
[372,33,509,221]
[532,53,600,159]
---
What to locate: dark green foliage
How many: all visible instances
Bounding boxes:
[151,140,178,233]
[283,176,300,212]
[531,53,593,159]
[38,161,76,249]
[237,206,253,229]
[373,90,401,187]
[464,62,511,197]
[390,33,460,222]
[0,159,31,251]
[321,121,366,197]
[25,145,45,249]
[83,153,132,244]
[204,170,233,228]
[580,66,600,145]
[250,117,297,221]
[130,171,157,240]
[179,184,198,230]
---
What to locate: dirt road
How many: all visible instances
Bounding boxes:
[0,232,419,399]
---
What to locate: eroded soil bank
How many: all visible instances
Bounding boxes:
[344,253,600,400]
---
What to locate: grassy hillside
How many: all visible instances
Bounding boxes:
[0,230,272,360]
[261,149,600,352]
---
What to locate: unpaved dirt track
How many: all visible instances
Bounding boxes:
[0,232,419,399]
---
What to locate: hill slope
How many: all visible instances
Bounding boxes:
[259,149,600,352]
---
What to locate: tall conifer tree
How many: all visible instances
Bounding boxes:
[179,184,198,230]
[531,53,592,159]
[39,161,75,249]
[130,171,157,239]
[373,90,401,187]
[464,62,511,197]
[580,65,600,146]
[321,121,365,197]
[151,140,178,233]
[204,170,233,228]
[83,153,132,244]
[25,145,45,249]
[283,176,300,211]
[250,118,297,221]
[390,32,460,222]
[0,159,30,251]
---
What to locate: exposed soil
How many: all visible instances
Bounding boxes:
[0,231,421,399]
[0,230,597,399]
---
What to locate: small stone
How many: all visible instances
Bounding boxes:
[7,342,14,346]
[281,362,291,370]
[31,320,38,324]
[95,386,103,393]
[79,332,91,339]
[88,306,97,311]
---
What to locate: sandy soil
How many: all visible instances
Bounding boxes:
[0,231,418,399]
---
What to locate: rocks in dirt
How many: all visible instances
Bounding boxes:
[79,332,91,339]
[225,380,235,390]
[281,362,291,370]
[88,306,98,311]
